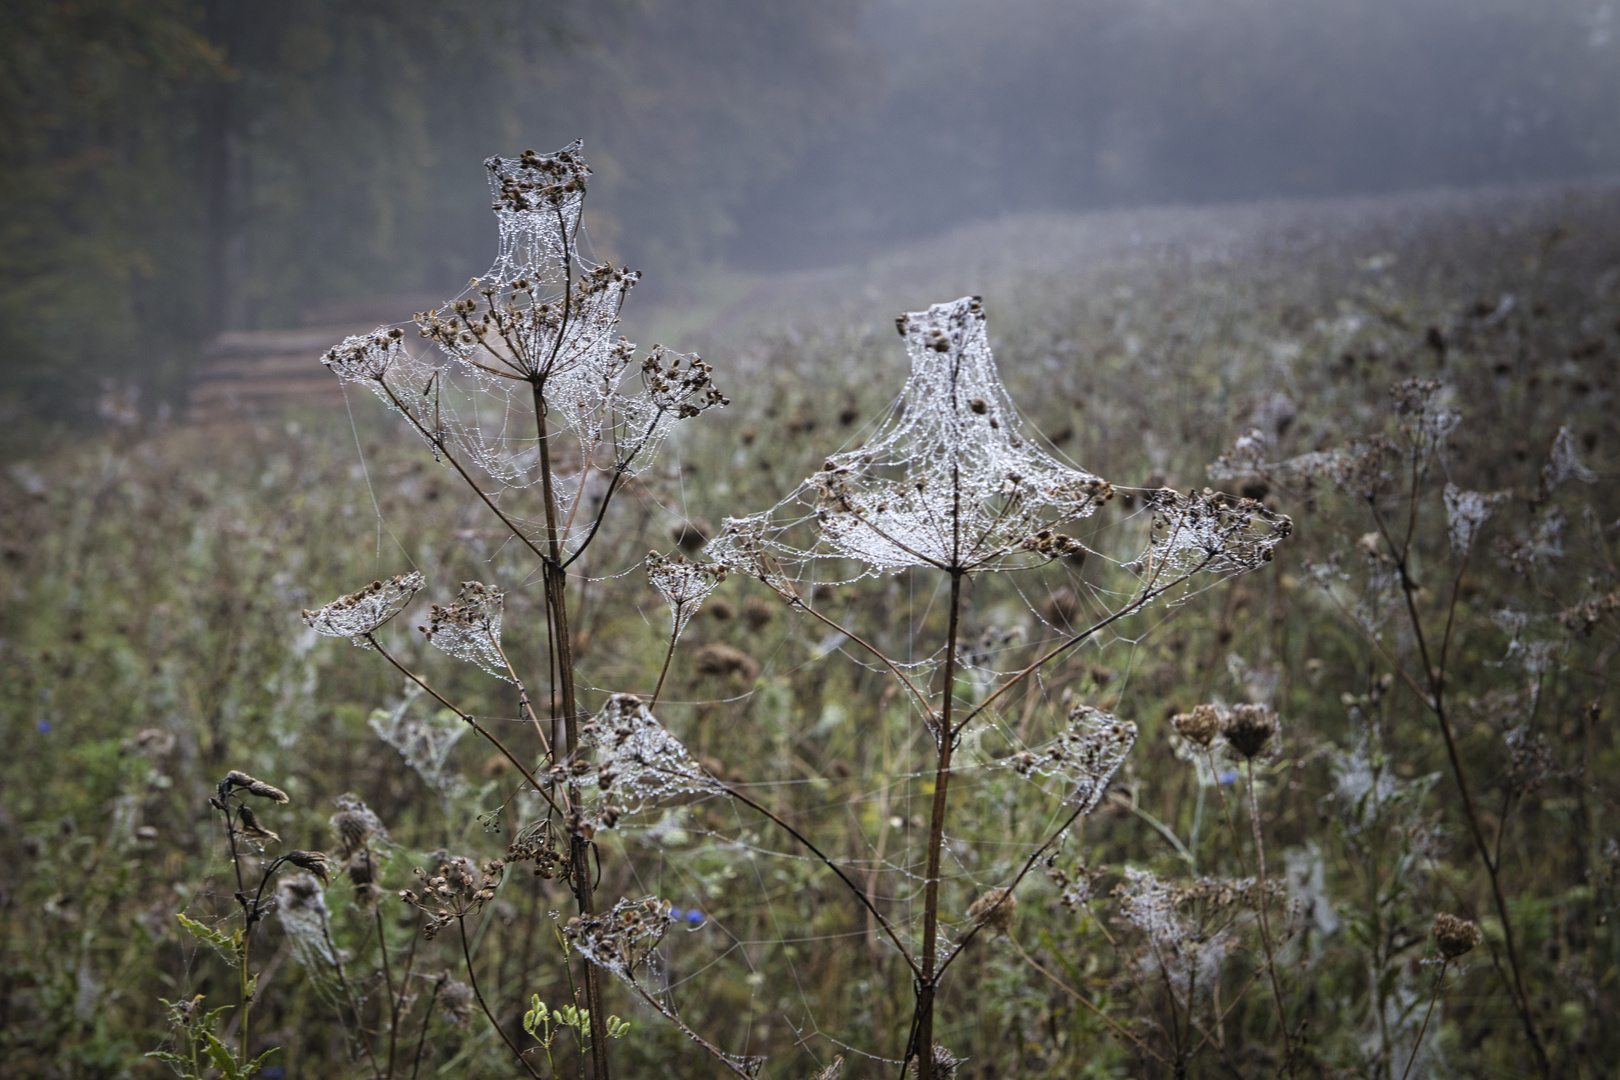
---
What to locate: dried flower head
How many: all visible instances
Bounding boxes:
[1222,703,1278,761]
[302,572,424,648]
[330,793,388,859]
[419,581,511,681]
[221,770,290,803]
[1172,704,1225,749]
[1008,704,1137,813]
[235,805,280,844]
[966,888,1017,934]
[564,896,676,981]
[275,872,336,968]
[646,551,727,642]
[398,854,504,939]
[439,980,476,1025]
[581,695,725,826]
[1432,912,1481,959]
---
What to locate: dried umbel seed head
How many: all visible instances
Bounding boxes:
[966,887,1017,934]
[222,770,289,803]
[1173,704,1225,749]
[1432,913,1481,959]
[1222,703,1278,760]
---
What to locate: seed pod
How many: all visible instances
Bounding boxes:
[1433,913,1481,959]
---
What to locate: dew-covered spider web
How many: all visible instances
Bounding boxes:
[319,142,725,557]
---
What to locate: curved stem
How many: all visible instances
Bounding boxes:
[459,917,543,1079]
[1400,959,1450,1080]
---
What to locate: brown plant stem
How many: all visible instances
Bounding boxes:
[1368,500,1550,1077]
[1245,761,1296,1078]
[532,383,612,1080]
[913,567,965,1080]
[459,916,543,1079]
[1400,959,1450,1080]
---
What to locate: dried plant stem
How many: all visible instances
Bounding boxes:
[912,567,965,1080]
[459,916,543,1079]
[532,388,612,1080]
[1368,502,1550,1078]
[1245,762,1295,1078]
[409,975,445,1080]
[1007,934,1169,1065]
[366,636,565,820]
[650,629,678,709]
[1400,959,1451,1080]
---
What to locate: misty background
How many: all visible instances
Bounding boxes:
[4,0,1617,422]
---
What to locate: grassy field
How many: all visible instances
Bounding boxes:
[2,178,1617,1079]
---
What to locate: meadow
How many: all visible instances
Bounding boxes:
[2,170,1617,1079]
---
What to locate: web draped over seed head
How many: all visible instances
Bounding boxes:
[318,142,725,554]
[645,552,727,641]
[1006,705,1137,813]
[580,694,725,825]
[565,896,766,1078]
[302,572,424,648]
[420,581,512,682]
[711,297,1115,581]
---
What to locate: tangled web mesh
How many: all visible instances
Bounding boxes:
[645,552,727,642]
[368,685,466,794]
[319,143,725,552]
[710,297,1114,581]
[1443,484,1506,557]
[580,694,725,825]
[301,572,423,647]
[1134,487,1291,584]
[420,581,512,682]
[565,896,766,1077]
[1006,705,1137,813]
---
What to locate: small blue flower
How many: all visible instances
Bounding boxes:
[258,1068,287,1079]
[1218,770,1238,786]
[668,907,684,921]
[685,909,704,927]
[36,719,51,733]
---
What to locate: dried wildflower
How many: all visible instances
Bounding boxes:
[398,854,503,939]
[419,581,511,681]
[806,1057,845,1080]
[911,1045,963,1079]
[1432,913,1481,959]
[711,297,1119,581]
[1541,425,1598,494]
[1504,725,1553,795]
[276,872,337,968]
[346,852,385,910]
[439,980,476,1025]
[966,888,1017,934]
[329,793,387,860]
[1444,484,1506,558]
[740,595,775,632]
[1139,487,1291,582]
[564,896,677,981]
[646,551,727,642]
[222,770,290,803]
[1558,589,1620,636]
[1172,704,1225,749]
[1390,378,1460,445]
[581,695,724,825]
[691,642,760,681]
[235,805,280,844]
[1222,703,1278,761]
[1008,704,1137,813]
[302,572,424,648]
[285,850,330,884]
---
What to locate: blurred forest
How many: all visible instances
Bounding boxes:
[3,0,1619,424]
